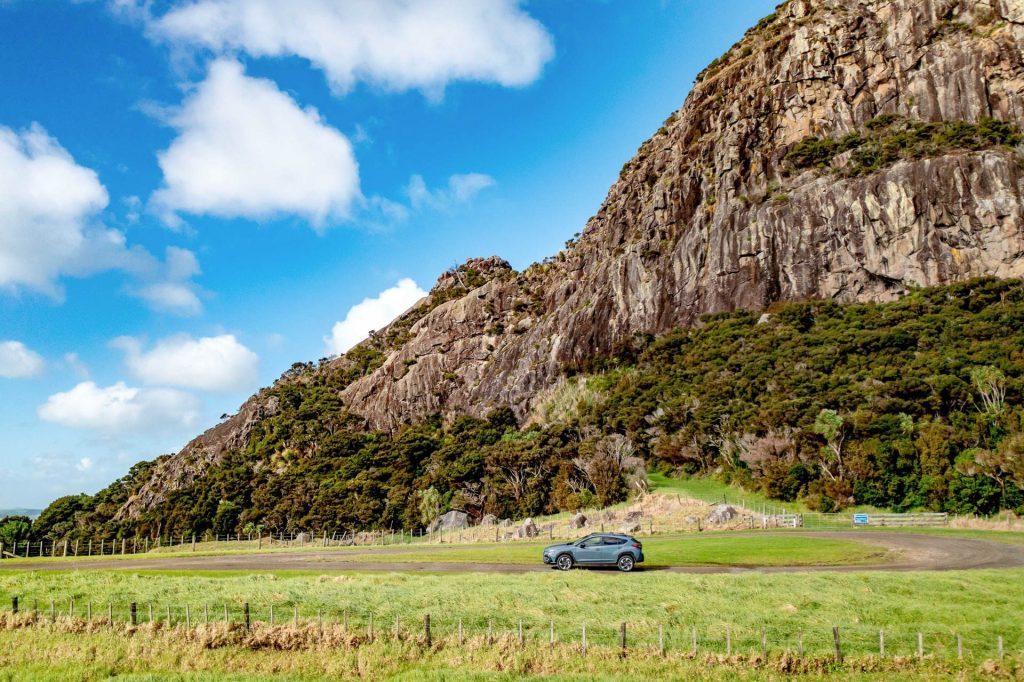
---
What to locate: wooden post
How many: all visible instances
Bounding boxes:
[323,530,327,547]
[63,540,68,557]
[762,626,768,660]
[369,612,374,642]
[148,604,153,623]
[87,603,92,621]
[551,620,556,648]
[0,541,4,559]
[108,602,113,626]
[204,603,209,623]
[121,538,126,555]
[423,614,431,646]
[99,539,104,555]
[957,634,963,660]
[619,621,626,653]
[50,600,55,620]
[74,539,79,556]
[998,635,1004,659]
[222,604,227,623]
[832,626,843,664]
[185,605,191,628]
[133,538,137,554]
[165,605,170,625]
[270,604,274,624]
[293,605,298,625]
[191,535,196,552]
[11,596,17,614]
[258,535,262,550]
[581,622,587,655]
[659,624,664,656]
[244,603,250,630]
[917,632,923,659]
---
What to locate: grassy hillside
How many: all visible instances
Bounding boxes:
[28,278,1024,544]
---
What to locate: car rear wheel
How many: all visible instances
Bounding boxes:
[617,555,635,572]
[556,554,573,571]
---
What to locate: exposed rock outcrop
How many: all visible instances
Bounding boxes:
[111,0,1024,522]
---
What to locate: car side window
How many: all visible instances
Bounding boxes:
[580,537,603,548]
[603,537,626,545]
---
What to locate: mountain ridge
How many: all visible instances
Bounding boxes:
[46,0,1024,531]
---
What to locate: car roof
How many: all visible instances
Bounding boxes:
[582,532,634,539]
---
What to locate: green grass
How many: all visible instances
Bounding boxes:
[0,568,1022,680]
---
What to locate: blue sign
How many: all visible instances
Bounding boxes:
[853,514,869,525]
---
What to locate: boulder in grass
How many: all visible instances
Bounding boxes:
[295,532,312,543]
[568,513,589,529]
[515,518,539,539]
[428,510,470,533]
[625,510,644,523]
[479,513,498,527]
[620,523,642,534]
[602,510,617,522]
[498,518,512,528]
[707,504,738,524]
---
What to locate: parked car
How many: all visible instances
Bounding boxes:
[542,533,644,572]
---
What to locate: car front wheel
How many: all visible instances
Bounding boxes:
[556,554,573,571]
[617,555,635,572]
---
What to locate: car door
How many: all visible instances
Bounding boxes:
[574,535,606,564]
[600,536,627,564]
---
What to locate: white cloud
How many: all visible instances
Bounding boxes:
[63,352,91,380]
[130,246,204,315]
[0,123,206,312]
[407,173,495,210]
[149,0,554,97]
[0,123,132,297]
[112,333,259,393]
[0,341,45,378]
[76,457,93,472]
[152,59,360,228]
[38,381,202,434]
[325,278,427,355]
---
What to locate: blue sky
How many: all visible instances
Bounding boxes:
[0,0,778,509]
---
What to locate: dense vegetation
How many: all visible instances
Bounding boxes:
[21,278,1024,543]
[785,115,1022,176]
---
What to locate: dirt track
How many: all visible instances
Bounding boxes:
[2,532,1022,574]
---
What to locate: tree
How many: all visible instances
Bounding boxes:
[418,487,441,527]
[812,409,847,481]
[970,365,1007,415]
[0,516,32,546]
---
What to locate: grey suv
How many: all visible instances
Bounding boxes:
[542,533,645,572]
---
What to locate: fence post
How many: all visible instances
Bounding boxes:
[957,633,963,660]
[619,621,626,654]
[726,625,732,656]
[424,614,431,646]
[244,602,250,630]
[192,535,196,552]
[998,636,1004,659]
[659,624,664,656]
[186,605,191,628]
[270,604,274,624]
[258,535,262,550]
[99,539,104,556]
[343,609,348,634]
[369,612,374,642]
[130,602,137,626]
[581,622,587,655]
[832,626,843,664]
[121,538,126,555]
[762,626,767,660]
[63,540,68,557]
[108,603,113,626]
[917,632,923,659]
[204,604,209,623]
[879,629,885,657]
[11,596,17,614]
[0,541,4,559]
[323,530,328,547]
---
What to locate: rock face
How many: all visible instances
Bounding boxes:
[568,513,589,530]
[109,0,1024,521]
[333,0,1024,430]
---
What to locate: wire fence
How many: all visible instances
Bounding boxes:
[2,595,1015,663]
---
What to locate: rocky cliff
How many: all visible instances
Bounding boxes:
[115,0,1024,521]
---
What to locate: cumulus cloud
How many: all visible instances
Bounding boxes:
[148,0,554,96]
[112,333,259,393]
[0,123,131,297]
[325,278,426,355]
[130,246,204,315]
[0,123,205,312]
[152,59,360,228]
[0,340,45,378]
[407,173,496,210]
[38,381,202,433]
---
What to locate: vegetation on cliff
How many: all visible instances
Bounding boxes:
[23,278,1024,543]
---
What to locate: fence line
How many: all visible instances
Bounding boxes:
[0,511,960,560]
[2,595,1015,662]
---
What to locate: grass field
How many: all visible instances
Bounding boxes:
[0,568,1021,680]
